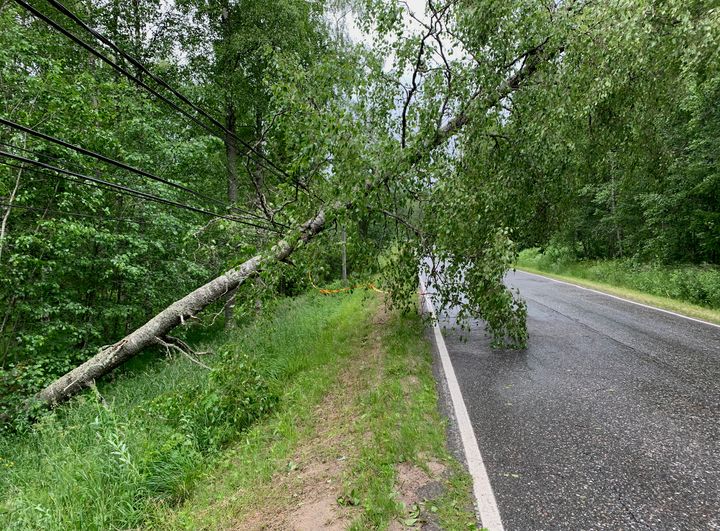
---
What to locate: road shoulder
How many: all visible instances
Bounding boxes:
[516,266,720,326]
[156,298,477,530]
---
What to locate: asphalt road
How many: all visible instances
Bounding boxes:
[435,270,720,530]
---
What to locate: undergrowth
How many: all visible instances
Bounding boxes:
[517,247,720,310]
[0,291,372,530]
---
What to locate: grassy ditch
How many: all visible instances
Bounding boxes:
[517,248,720,324]
[156,301,478,530]
[0,290,477,530]
[0,291,369,529]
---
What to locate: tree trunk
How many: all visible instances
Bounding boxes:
[341,225,347,285]
[223,103,239,330]
[35,210,326,406]
[0,163,22,264]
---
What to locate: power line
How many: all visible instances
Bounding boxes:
[0,135,282,231]
[0,153,281,233]
[0,139,109,179]
[45,0,296,183]
[0,158,122,195]
[0,118,220,213]
[0,150,281,232]
[0,118,282,227]
[0,201,142,224]
[13,0,296,190]
[0,139,177,184]
[0,139,287,232]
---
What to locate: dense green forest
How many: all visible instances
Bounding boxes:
[1,0,719,423]
[474,1,720,265]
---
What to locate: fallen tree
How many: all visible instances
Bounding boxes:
[35,211,326,405]
[34,25,554,407]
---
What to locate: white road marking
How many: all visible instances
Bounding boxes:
[516,269,720,329]
[419,280,504,531]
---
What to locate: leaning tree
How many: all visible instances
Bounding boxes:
[31,0,575,406]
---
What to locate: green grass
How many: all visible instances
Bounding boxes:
[345,312,476,530]
[0,291,378,530]
[0,290,478,530]
[517,248,720,324]
[156,303,478,530]
[152,292,379,529]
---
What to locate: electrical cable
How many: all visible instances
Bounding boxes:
[0,201,142,224]
[14,0,296,190]
[0,119,284,227]
[0,139,283,230]
[0,150,281,232]
[0,158,123,195]
[1,118,243,216]
[45,0,297,183]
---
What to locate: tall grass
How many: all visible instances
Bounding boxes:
[0,291,373,530]
[517,247,720,310]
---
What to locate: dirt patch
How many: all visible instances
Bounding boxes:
[372,297,391,325]
[240,464,352,531]
[229,425,356,530]
[291,496,348,530]
[395,463,432,508]
[226,308,387,530]
[391,460,448,530]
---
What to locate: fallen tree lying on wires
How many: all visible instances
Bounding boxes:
[32,0,561,406]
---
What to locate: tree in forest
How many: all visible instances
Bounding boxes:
[462,0,720,264]
[176,0,331,327]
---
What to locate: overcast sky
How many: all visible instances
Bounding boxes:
[343,0,430,67]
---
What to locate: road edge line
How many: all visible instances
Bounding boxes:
[516,269,720,329]
[419,280,504,531]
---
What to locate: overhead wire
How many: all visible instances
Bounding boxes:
[0,150,283,232]
[0,201,143,224]
[8,0,317,228]
[0,146,154,216]
[13,0,299,190]
[0,118,277,226]
[0,137,170,184]
[0,158,126,195]
[0,157,177,205]
[45,0,290,177]
[0,129,291,233]
[0,139,128,184]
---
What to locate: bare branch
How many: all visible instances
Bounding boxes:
[0,162,22,264]
[154,336,213,370]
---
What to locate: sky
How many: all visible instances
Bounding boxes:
[341,0,431,68]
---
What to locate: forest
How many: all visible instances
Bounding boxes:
[0,0,719,525]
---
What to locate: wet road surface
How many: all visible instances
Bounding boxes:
[435,270,720,530]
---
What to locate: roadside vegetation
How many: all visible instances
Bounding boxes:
[517,248,720,323]
[0,290,477,530]
[160,295,477,530]
[4,0,718,419]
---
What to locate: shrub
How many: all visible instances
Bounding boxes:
[517,249,720,310]
[145,350,278,452]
